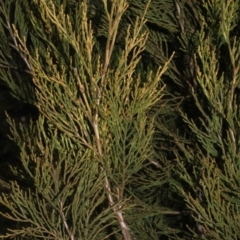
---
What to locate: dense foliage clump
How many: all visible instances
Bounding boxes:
[0,0,240,239]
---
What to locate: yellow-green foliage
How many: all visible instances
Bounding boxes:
[1,0,240,239]
[0,0,176,239]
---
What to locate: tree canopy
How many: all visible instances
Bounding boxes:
[0,0,240,239]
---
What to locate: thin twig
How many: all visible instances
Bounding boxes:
[149,160,162,168]
[174,0,185,33]
[59,200,74,240]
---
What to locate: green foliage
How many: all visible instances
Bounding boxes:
[154,0,240,239]
[1,0,240,239]
[0,0,177,239]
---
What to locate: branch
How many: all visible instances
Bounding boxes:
[0,1,33,74]
[92,1,131,239]
[59,200,74,240]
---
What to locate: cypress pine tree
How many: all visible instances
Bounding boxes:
[0,0,178,239]
[1,0,240,239]
[153,0,240,238]
[166,1,240,238]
